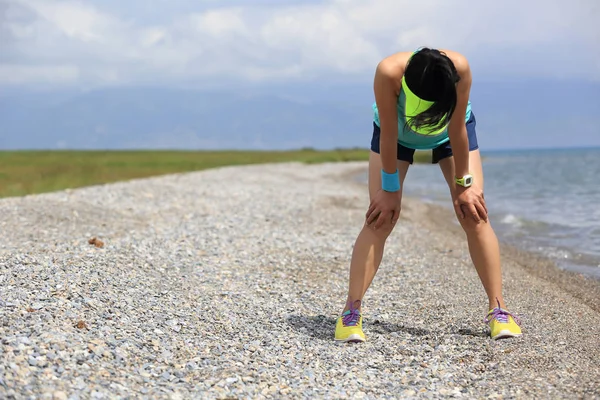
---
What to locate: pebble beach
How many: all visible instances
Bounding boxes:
[1,161,599,399]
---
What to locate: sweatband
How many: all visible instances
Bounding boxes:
[381,169,401,192]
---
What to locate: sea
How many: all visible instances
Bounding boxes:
[360,147,600,279]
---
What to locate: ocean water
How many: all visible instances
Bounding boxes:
[362,147,600,278]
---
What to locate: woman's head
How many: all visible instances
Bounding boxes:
[403,47,460,135]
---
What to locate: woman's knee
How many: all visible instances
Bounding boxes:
[456,213,488,234]
[364,216,399,239]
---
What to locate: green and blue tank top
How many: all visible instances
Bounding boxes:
[372,76,472,150]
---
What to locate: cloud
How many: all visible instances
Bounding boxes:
[1,0,598,88]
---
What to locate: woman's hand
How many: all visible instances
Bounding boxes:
[366,189,402,229]
[454,184,488,222]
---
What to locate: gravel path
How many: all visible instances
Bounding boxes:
[1,162,599,399]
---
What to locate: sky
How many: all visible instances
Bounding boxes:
[1,0,599,150]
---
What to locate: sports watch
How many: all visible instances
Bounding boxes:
[455,174,473,188]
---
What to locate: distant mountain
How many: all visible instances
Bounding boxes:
[0,86,370,150]
[0,79,598,150]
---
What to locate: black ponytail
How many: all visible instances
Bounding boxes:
[404,48,460,133]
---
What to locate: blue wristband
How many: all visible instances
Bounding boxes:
[381,169,401,192]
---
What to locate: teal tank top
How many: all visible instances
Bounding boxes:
[373,88,472,150]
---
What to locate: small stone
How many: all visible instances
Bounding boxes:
[185,362,197,370]
[75,321,88,330]
[53,391,68,400]
[19,337,32,345]
[88,237,104,248]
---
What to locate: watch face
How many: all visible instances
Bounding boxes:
[465,176,473,185]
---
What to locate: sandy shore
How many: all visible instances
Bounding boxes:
[0,161,599,399]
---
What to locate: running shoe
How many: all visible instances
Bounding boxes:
[485,299,522,340]
[334,301,366,343]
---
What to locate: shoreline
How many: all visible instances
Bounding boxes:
[342,164,600,314]
[1,161,599,398]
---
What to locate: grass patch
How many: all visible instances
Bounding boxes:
[0,149,432,198]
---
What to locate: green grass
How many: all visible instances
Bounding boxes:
[0,149,432,198]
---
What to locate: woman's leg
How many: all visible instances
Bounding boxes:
[342,150,410,313]
[438,149,505,310]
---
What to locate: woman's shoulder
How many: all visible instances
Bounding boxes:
[374,52,412,96]
[438,49,470,74]
[377,51,413,74]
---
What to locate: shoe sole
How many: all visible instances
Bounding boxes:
[492,330,522,340]
[335,334,365,343]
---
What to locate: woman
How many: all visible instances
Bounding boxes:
[335,47,522,342]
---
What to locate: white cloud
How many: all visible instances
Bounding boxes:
[190,8,248,38]
[1,0,598,88]
[23,0,117,41]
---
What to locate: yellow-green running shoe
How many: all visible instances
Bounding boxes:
[485,299,522,340]
[334,302,366,343]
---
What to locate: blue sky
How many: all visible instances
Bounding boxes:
[1,0,599,150]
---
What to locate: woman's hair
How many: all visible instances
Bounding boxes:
[404,47,460,132]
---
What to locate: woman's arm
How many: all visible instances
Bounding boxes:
[446,54,487,222]
[373,59,402,177]
[447,55,472,179]
[366,55,406,229]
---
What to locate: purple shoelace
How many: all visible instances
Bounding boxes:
[342,300,361,327]
[484,299,521,326]
[342,308,361,327]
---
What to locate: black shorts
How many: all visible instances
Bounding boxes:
[370,111,479,164]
